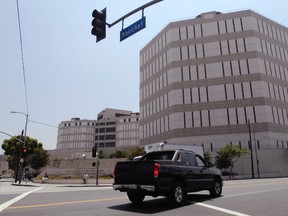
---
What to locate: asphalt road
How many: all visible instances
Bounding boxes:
[1,178,288,216]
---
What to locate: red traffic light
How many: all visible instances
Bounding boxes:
[22,147,28,159]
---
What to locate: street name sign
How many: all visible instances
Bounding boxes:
[120,17,146,42]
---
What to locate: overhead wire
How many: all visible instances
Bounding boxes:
[29,120,58,129]
[16,0,29,116]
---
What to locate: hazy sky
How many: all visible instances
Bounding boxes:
[1,0,287,154]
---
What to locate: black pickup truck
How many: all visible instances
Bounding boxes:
[113,149,223,205]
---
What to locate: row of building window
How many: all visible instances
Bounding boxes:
[141,14,288,66]
[141,105,288,139]
[117,140,139,147]
[141,78,288,119]
[118,118,139,123]
[63,122,96,127]
[207,140,288,152]
[57,142,94,149]
[256,18,288,45]
[141,36,288,87]
[117,131,139,139]
[141,16,246,64]
[117,123,139,130]
[263,60,288,81]
[95,127,116,133]
[96,142,115,148]
[95,135,115,140]
[96,121,116,126]
[259,38,288,62]
[58,134,95,142]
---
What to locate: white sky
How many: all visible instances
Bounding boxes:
[1,0,288,154]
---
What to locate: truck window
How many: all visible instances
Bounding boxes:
[142,151,175,161]
[195,155,207,167]
[184,153,196,166]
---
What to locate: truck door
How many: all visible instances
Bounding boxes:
[183,152,202,192]
[194,155,214,189]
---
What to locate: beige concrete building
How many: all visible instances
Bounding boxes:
[57,118,96,149]
[96,108,133,148]
[57,108,140,150]
[139,10,288,176]
[116,112,140,147]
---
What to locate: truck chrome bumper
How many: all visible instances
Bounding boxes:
[113,184,155,192]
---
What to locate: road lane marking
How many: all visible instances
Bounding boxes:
[223,187,288,198]
[224,180,288,189]
[0,187,43,213]
[7,196,127,210]
[195,202,250,216]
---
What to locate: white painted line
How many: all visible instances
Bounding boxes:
[0,187,43,213]
[195,202,250,216]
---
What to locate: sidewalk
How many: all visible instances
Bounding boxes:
[11,178,114,187]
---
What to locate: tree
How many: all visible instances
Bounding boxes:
[127,146,146,160]
[110,150,128,158]
[98,149,105,159]
[204,151,212,165]
[29,147,49,175]
[1,135,50,177]
[215,144,248,179]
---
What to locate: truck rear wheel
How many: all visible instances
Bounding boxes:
[127,191,145,204]
[167,182,185,205]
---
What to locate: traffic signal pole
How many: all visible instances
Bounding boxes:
[107,0,164,28]
[91,0,163,42]
[96,148,99,186]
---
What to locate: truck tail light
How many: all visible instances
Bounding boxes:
[154,163,160,178]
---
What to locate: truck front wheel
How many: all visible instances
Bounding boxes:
[127,191,145,204]
[209,178,222,197]
[167,182,185,205]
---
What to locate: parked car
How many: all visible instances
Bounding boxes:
[113,149,223,205]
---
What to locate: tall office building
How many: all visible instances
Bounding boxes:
[139,10,288,151]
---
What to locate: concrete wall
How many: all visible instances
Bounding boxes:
[43,148,288,179]
[210,149,288,178]
[41,158,126,179]
[47,146,136,160]
[2,148,287,179]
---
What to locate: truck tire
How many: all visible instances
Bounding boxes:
[167,182,185,205]
[127,191,145,204]
[209,178,222,197]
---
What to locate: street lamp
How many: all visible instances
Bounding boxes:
[10,111,28,148]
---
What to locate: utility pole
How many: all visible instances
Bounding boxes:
[96,143,99,186]
[253,129,260,178]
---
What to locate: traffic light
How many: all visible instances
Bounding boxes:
[92,146,97,158]
[91,8,106,42]
[22,147,28,159]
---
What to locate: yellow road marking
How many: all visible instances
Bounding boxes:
[7,196,127,210]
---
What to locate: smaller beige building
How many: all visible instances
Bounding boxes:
[57,118,96,149]
[56,108,140,150]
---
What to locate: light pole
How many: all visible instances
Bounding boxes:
[10,111,28,148]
